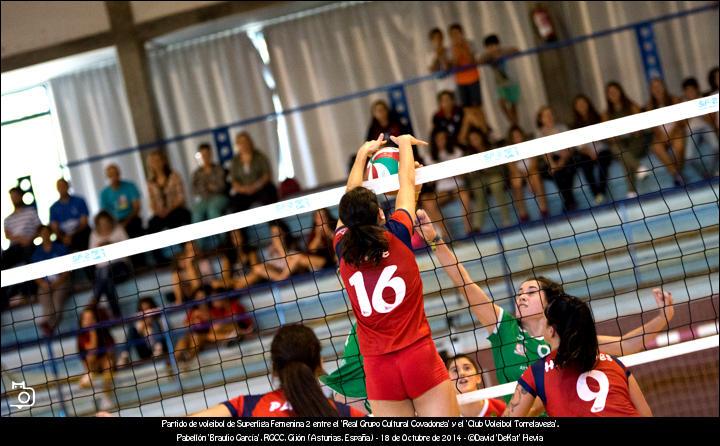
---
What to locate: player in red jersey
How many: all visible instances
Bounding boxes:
[191,324,365,417]
[446,354,506,417]
[334,133,460,417]
[503,293,653,417]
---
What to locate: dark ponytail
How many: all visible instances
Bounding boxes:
[338,187,389,266]
[271,325,339,417]
[544,293,599,373]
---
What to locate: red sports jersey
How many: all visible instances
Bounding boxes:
[477,398,506,417]
[518,350,640,417]
[334,209,431,357]
[223,389,365,417]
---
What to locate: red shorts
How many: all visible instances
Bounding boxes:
[364,336,449,401]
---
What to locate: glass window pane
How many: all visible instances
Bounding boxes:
[1,86,51,123]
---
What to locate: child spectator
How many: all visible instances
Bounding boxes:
[463,128,511,230]
[100,164,143,238]
[448,23,482,108]
[427,27,454,92]
[77,305,116,412]
[432,90,465,142]
[644,78,685,186]
[447,354,506,417]
[32,225,71,335]
[146,150,192,233]
[478,34,521,125]
[228,132,278,213]
[126,296,167,360]
[208,295,254,343]
[602,81,646,198]
[89,211,131,318]
[174,285,212,365]
[49,178,91,252]
[505,126,548,220]
[571,94,612,204]
[211,228,262,290]
[191,143,229,224]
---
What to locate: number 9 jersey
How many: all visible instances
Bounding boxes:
[334,209,431,357]
[518,350,641,417]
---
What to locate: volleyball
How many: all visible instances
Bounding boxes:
[366,147,400,180]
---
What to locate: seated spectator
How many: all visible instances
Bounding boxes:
[228,132,278,213]
[211,228,261,291]
[100,164,143,238]
[536,105,585,211]
[505,126,547,221]
[191,143,228,223]
[682,77,719,178]
[447,354,506,417]
[478,34,521,126]
[602,81,646,198]
[457,105,492,146]
[248,220,299,282]
[432,90,465,142]
[427,27,454,92]
[419,128,472,237]
[572,94,613,204]
[89,211,131,318]
[2,187,41,304]
[50,178,91,252]
[365,100,409,145]
[706,66,719,96]
[463,128,511,231]
[126,296,167,360]
[146,150,191,233]
[32,225,71,335]
[168,242,206,304]
[289,209,338,273]
[645,78,685,186]
[77,305,116,411]
[208,295,254,342]
[174,285,212,365]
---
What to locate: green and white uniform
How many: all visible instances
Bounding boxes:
[320,324,367,398]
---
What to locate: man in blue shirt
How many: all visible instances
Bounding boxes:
[50,178,91,252]
[99,164,144,238]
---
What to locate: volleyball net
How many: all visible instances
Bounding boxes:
[1,95,718,417]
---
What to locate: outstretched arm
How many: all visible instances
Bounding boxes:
[391,135,427,219]
[416,209,501,329]
[337,135,386,230]
[598,289,675,356]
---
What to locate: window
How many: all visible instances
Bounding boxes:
[1,85,67,250]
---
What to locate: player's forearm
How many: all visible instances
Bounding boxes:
[397,140,416,203]
[346,151,369,190]
[618,313,671,355]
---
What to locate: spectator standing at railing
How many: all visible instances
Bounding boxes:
[644,78,686,187]
[146,150,192,234]
[49,178,91,253]
[191,143,229,224]
[228,131,278,213]
[427,27,454,93]
[100,164,144,238]
[32,225,71,336]
[89,211,130,318]
[602,81,646,199]
[448,23,488,135]
[478,34,521,126]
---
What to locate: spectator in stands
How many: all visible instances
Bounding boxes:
[427,27,454,92]
[365,100,409,145]
[228,132,278,213]
[168,242,206,304]
[208,295,254,343]
[89,211,130,318]
[432,90,465,142]
[211,228,261,290]
[100,164,143,238]
[571,94,612,204]
[2,187,41,269]
[682,77,719,178]
[285,208,338,274]
[457,105,492,145]
[645,78,685,186]
[77,305,116,407]
[537,105,585,211]
[446,354,506,417]
[32,225,71,335]
[191,143,228,224]
[602,81,646,198]
[478,34,521,125]
[126,296,166,360]
[463,128,511,231]
[50,178,90,252]
[174,285,212,365]
[146,150,191,233]
[419,127,472,237]
[448,23,482,109]
[506,126,547,221]
[247,220,299,282]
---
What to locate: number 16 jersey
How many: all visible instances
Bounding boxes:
[334,209,431,357]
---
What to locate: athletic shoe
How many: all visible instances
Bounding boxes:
[626,191,638,199]
[636,165,651,181]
